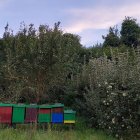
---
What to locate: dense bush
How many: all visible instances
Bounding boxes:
[78,48,140,139]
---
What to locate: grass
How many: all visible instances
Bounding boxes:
[0,127,116,140]
[0,118,116,140]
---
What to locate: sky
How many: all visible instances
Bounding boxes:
[1,0,140,47]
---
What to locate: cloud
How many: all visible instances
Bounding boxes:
[62,1,140,46]
[64,2,140,33]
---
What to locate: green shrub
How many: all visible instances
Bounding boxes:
[80,48,140,139]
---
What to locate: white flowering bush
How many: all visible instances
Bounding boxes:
[82,49,140,138]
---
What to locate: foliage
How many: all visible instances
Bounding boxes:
[102,26,120,47]
[120,17,140,47]
[103,16,140,48]
[80,49,140,139]
[0,18,140,139]
[1,22,82,103]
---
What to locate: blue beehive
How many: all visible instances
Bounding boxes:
[52,113,63,123]
[51,103,64,123]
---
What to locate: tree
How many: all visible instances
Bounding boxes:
[2,22,64,103]
[2,22,83,103]
[0,38,7,99]
[102,26,120,47]
[120,17,140,47]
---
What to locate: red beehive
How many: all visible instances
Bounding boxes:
[0,104,13,124]
[25,104,38,123]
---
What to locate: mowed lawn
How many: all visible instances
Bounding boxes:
[0,128,116,140]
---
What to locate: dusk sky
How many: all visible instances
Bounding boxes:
[1,0,140,47]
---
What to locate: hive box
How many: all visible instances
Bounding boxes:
[51,103,64,123]
[0,103,13,124]
[64,110,76,124]
[25,104,38,123]
[12,104,26,123]
[38,105,52,123]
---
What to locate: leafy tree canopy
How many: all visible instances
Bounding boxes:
[102,26,120,47]
[120,16,140,47]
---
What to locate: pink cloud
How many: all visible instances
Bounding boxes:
[64,2,140,33]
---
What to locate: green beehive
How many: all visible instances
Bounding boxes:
[38,105,52,123]
[12,104,26,123]
[64,110,76,124]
